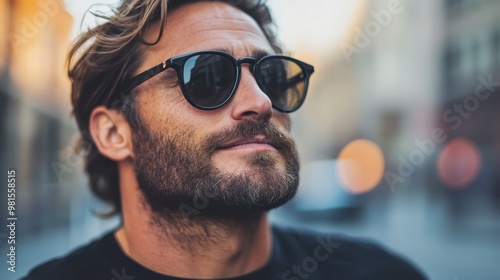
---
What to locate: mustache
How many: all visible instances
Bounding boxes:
[202,121,295,154]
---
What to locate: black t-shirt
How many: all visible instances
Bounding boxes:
[22,226,427,280]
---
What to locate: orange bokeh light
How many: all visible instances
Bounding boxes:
[337,139,385,194]
[437,138,481,189]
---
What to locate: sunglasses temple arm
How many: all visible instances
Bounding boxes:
[120,62,167,94]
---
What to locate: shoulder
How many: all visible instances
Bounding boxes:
[21,232,116,280]
[272,225,428,280]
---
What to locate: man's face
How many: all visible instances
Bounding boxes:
[130,2,299,216]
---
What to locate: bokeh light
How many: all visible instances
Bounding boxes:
[437,138,481,189]
[337,139,385,194]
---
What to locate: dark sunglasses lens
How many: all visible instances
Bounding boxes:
[258,58,306,112]
[182,54,236,108]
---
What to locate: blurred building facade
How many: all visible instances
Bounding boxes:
[0,0,76,234]
[294,0,500,203]
[441,0,500,214]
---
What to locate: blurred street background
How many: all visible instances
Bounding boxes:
[1,0,500,279]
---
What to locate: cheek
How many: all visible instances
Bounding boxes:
[137,101,223,145]
[135,88,193,132]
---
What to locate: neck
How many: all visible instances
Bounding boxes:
[115,164,273,278]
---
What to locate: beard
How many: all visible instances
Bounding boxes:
[131,119,300,218]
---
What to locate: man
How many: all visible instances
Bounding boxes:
[24,0,426,279]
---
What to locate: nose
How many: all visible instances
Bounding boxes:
[229,68,273,122]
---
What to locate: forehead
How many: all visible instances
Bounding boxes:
[140,1,274,70]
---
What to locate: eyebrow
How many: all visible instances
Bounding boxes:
[212,48,271,60]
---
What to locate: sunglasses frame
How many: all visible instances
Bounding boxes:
[120,50,314,113]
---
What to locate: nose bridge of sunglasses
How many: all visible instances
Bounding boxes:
[231,57,259,83]
[235,57,257,72]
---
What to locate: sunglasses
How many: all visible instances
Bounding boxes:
[120,50,314,112]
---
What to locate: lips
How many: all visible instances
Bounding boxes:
[218,136,277,150]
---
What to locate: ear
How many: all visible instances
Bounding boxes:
[89,106,134,161]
